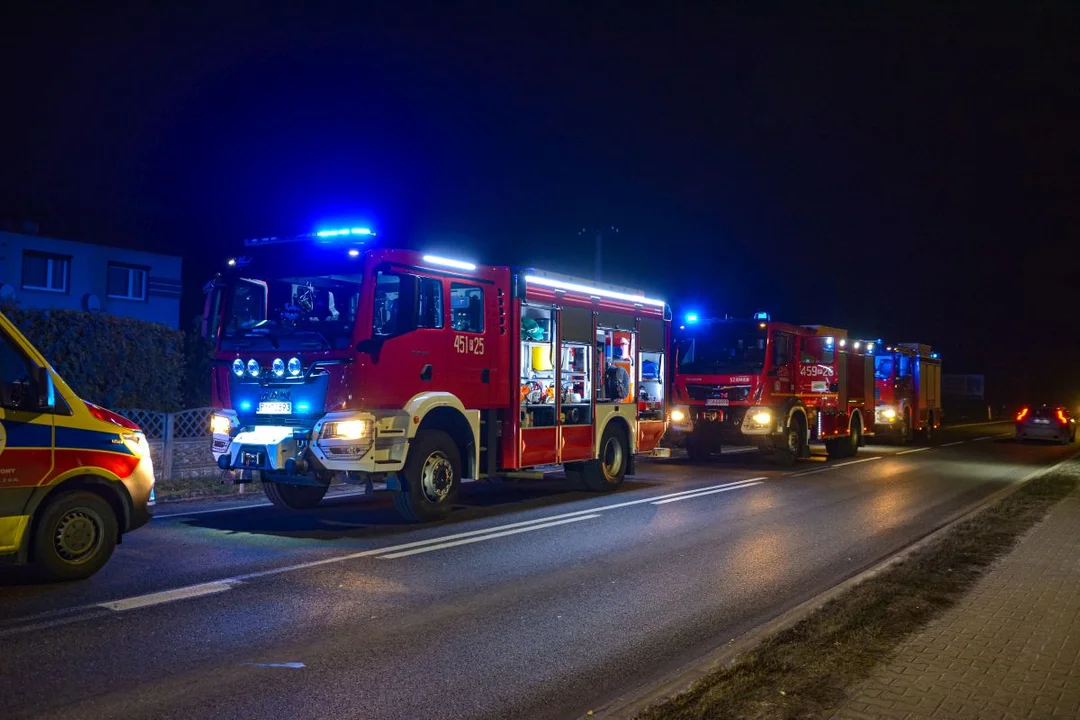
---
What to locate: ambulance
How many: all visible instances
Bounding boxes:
[0,311,155,580]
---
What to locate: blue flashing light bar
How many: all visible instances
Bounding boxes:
[244,227,376,247]
[239,400,252,411]
[685,313,699,324]
[316,227,373,238]
[296,402,311,413]
[753,311,769,320]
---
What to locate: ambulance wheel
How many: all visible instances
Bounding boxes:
[581,424,629,492]
[393,430,461,522]
[32,491,118,581]
[263,481,328,510]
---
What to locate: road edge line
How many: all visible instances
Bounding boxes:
[594,449,1080,720]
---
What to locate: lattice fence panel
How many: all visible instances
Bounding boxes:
[173,408,215,439]
[116,409,167,439]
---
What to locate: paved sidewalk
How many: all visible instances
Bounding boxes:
[833,486,1080,719]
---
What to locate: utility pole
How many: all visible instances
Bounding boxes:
[579,225,618,282]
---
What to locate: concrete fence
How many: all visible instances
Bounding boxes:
[117,407,219,481]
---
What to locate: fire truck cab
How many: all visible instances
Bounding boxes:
[668,313,874,464]
[873,343,942,443]
[203,231,670,522]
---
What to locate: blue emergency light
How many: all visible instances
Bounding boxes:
[316,227,373,238]
[685,313,699,324]
[753,311,769,321]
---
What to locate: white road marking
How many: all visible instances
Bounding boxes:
[83,478,770,614]
[973,436,994,441]
[897,447,931,455]
[98,580,240,612]
[941,441,966,447]
[791,456,882,476]
[651,480,764,505]
[719,447,759,455]
[245,662,306,669]
[377,515,601,559]
[832,457,883,468]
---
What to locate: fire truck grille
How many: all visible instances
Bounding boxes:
[685,384,751,402]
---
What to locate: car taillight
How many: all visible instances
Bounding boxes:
[1016,407,1029,421]
[1058,410,1069,425]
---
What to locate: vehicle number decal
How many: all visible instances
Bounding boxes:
[454,335,485,355]
[799,364,835,378]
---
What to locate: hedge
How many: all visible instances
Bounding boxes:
[3,307,185,412]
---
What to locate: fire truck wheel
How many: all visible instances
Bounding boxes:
[581,424,629,492]
[263,481,329,510]
[826,418,861,459]
[686,439,713,462]
[32,490,118,581]
[896,411,911,446]
[394,430,461,522]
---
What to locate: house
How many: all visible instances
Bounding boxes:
[0,229,183,329]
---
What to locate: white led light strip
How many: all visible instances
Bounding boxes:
[524,274,666,307]
[422,255,477,271]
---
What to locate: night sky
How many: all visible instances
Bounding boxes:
[2,5,1077,407]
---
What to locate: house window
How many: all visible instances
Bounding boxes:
[22,252,70,293]
[107,263,149,301]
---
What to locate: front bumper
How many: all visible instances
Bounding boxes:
[667,405,782,449]
[213,410,414,476]
[120,454,156,531]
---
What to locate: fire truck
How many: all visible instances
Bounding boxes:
[202,229,670,522]
[667,313,875,464]
[873,343,943,444]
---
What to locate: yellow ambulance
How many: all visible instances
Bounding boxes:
[0,310,155,580]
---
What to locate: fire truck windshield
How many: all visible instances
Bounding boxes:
[874,356,894,380]
[676,324,767,374]
[218,275,363,351]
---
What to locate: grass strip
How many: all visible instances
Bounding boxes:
[637,461,1080,720]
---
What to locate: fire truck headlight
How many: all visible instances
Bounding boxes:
[322,420,369,440]
[288,357,302,377]
[247,359,260,377]
[211,414,233,435]
[232,358,245,377]
[882,408,897,420]
[751,410,772,426]
[670,407,689,425]
[272,358,285,377]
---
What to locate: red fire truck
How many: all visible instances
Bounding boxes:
[873,343,943,443]
[203,230,670,522]
[667,313,874,464]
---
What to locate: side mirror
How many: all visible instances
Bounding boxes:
[829,382,839,393]
[33,366,55,410]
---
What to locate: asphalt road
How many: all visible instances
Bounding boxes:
[1,422,1075,720]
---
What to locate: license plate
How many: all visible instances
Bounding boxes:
[257,401,292,414]
[706,398,729,407]
[1033,418,1049,424]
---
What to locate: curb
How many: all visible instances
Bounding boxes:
[592,449,1080,719]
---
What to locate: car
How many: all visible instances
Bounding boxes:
[1015,405,1077,445]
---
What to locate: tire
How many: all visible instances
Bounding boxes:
[686,438,713,462]
[32,491,118,581]
[775,418,805,466]
[263,481,329,510]
[393,429,461,522]
[895,411,911,446]
[581,423,630,492]
[827,417,861,459]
